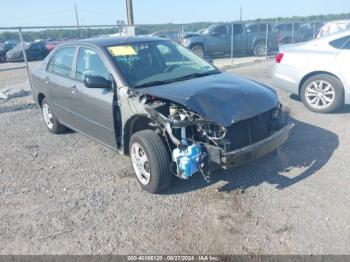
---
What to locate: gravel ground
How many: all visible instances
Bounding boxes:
[0,61,349,255]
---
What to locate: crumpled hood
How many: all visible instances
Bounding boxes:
[144,72,279,127]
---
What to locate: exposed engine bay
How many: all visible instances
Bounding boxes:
[139,94,289,181]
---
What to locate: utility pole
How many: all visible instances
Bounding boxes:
[126,0,134,25]
[74,3,82,38]
[240,6,243,21]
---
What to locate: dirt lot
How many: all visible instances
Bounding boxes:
[0,61,349,255]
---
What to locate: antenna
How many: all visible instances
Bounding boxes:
[74,3,82,38]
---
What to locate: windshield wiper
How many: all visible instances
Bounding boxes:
[171,70,221,81]
[133,79,177,88]
[133,70,221,88]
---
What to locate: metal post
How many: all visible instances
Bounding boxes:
[265,23,269,59]
[292,23,295,43]
[181,24,184,45]
[126,0,134,25]
[74,3,82,38]
[231,23,234,65]
[18,28,32,89]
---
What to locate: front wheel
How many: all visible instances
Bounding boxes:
[191,45,205,57]
[129,130,172,194]
[254,42,267,57]
[300,74,344,113]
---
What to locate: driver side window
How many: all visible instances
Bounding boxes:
[213,25,228,36]
[76,47,110,82]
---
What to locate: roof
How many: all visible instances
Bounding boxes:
[74,36,169,47]
[317,28,350,41]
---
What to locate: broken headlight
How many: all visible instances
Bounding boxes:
[197,122,227,142]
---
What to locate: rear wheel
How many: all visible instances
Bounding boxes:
[41,98,66,134]
[129,130,172,194]
[254,41,267,57]
[300,74,344,113]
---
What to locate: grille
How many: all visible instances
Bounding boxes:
[220,110,272,152]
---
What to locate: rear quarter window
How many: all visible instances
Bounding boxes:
[329,35,350,49]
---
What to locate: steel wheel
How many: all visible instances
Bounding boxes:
[131,142,151,185]
[304,80,335,110]
[42,103,54,130]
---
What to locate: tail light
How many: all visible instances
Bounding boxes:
[276,53,284,63]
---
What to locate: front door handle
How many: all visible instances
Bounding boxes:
[71,85,78,93]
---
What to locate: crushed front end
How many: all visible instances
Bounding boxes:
[142,95,293,181]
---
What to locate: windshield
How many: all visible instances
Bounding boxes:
[202,25,216,35]
[107,41,219,88]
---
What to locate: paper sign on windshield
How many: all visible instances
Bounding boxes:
[108,45,137,56]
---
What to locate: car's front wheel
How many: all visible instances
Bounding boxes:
[191,45,205,57]
[301,74,344,113]
[41,98,66,134]
[129,130,172,194]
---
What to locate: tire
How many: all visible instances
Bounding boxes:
[254,41,267,57]
[129,130,172,194]
[191,45,205,57]
[300,74,344,113]
[41,98,66,134]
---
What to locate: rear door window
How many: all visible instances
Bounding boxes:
[48,47,75,78]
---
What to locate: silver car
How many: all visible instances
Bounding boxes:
[272,30,350,113]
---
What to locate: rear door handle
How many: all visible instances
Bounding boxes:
[71,85,78,93]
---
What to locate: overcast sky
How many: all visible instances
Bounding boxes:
[0,0,349,27]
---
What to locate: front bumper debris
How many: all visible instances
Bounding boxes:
[207,123,294,169]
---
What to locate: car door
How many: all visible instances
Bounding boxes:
[71,46,117,148]
[45,46,77,127]
[206,25,230,53]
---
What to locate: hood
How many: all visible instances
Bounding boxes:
[143,72,279,127]
[184,33,201,38]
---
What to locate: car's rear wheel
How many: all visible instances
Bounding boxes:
[254,41,267,57]
[41,98,66,134]
[129,130,172,194]
[301,74,344,113]
[191,45,205,57]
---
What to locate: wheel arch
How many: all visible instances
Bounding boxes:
[37,93,46,108]
[123,114,154,155]
[189,42,206,51]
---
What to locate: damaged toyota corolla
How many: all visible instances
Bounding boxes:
[31,37,294,193]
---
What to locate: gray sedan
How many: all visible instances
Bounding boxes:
[30,36,292,193]
[272,30,350,113]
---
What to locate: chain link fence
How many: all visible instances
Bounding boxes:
[0,21,325,100]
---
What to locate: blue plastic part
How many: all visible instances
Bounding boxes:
[173,144,201,179]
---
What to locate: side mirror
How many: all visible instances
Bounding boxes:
[84,75,112,89]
